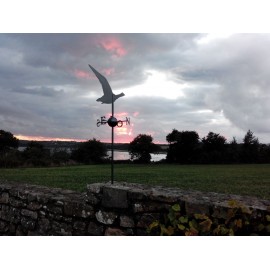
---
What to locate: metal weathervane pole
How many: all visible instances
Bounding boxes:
[89,64,130,184]
[111,94,114,184]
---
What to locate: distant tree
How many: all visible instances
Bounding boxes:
[202,132,227,151]
[166,129,181,144]
[129,134,160,163]
[230,137,237,145]
[51,150,71,165]
[227,136,241,163]
[243,130,259,146]
[0,130,19,154]
[22,141,51,166]
[0,130,20,167]
[258,144,270,163]
[71,138,107,164]
[201,132,227,163]
[0,149,23,168]
[241,130,260,163]
[166,129,200,163]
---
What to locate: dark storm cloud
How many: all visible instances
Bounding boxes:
[171,34,270,141]
[12,86,64,97]
[1,33,270,143]
[0,34,196,91]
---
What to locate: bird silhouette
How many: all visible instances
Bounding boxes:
[89,64,125,104]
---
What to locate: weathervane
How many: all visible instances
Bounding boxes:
[89,64,130,184]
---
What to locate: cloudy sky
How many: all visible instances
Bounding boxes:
[1,33,270,143]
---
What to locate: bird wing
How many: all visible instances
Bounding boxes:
[89,64,113,96]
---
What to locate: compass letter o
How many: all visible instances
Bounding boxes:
[117,121,123,127]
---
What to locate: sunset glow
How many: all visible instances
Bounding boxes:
[99,111,134,143]
[15,134,86,142]
[16,134,134,144]
[116,127,128,135]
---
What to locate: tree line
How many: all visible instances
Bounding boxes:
[1,128,270,167]
[127,129,270,164]
[0,130,107,167]
[164,129,270,164]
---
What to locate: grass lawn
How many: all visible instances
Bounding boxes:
[0,164,270,200]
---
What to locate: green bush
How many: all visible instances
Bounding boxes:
[71,138,107,164]
[148,201,270,236]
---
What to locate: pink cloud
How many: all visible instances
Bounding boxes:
[103,67,115,76]
[99,37,127,57]
[74,69,90,79]
[115,112,128,118]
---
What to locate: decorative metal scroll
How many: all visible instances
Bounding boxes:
[97,116,131,127]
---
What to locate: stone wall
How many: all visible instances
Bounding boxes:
[0,180,269,235]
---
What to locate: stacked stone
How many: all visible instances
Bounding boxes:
[86,182,270,235]
[0,182,94,236]
[87,182,176,235]
[0,180,270,236]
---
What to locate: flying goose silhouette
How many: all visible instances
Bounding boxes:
[89,64,125,104]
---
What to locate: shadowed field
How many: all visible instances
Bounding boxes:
[1,164,270,200]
